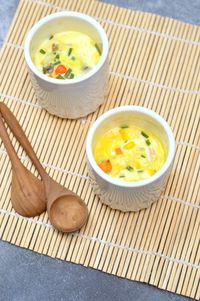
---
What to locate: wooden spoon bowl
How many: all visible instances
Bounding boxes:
[0,107,46,217]
[11,166,46,217]
[48,190,88,232]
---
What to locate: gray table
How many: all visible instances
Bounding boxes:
[0,1,199,300]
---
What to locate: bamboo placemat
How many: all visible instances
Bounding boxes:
[0,0,199,299]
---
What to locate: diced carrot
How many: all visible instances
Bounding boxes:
[115,147,123,155]
[55,64,67,75]
[98,160,112,173]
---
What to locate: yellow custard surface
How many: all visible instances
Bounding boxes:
[33,31,101,79]
[94,125,166,182]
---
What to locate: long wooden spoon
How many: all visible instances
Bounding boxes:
[0,103,88,232]
[0,108,46,217]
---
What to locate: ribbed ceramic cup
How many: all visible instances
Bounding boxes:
[86,106,175,212]
[24,12,109,119]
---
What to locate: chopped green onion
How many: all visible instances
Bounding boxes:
[54,60,61,65]
[40,49,46,54]
[70,73,74,79]
[119,175,125,178]
[56,74,64,79]
[95,43,102,55]
[68,47,73,56]
[141,154,146,158]
[64,68,72,79]
[126,166,134,171]
[120,125,129,129]
[55,54,60,59]
[138,170,143,173]
[49,34,54,40]
[146,139,151,146]
[71,56,76,61]
[141,131,149,138]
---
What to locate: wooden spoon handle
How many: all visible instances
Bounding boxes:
[0,111,22,170]
[0,102,47,179]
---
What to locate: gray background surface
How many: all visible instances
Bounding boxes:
[0,0,199,300]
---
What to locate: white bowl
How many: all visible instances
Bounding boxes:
[24,12,109,119]
[86,106,175,211]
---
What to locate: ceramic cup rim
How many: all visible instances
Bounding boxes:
[86,106,176,188]
[24,11,109,85]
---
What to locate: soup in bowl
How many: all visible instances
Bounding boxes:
[24,12,109,118]
[86,106,175,211]
[33,31,102,80]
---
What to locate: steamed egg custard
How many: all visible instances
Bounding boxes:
[33,31,101,79]
[94,125,166,182]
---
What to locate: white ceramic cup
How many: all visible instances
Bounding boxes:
[86,106,176,212]
[24,12,109,119]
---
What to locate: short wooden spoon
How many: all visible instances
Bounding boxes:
[0,103,88,232]
[0,109,46,217]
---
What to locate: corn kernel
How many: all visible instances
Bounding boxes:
[124,141,135,149]
[119,129,130,140]
[134,161,141,169]
[148,169,156,176]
